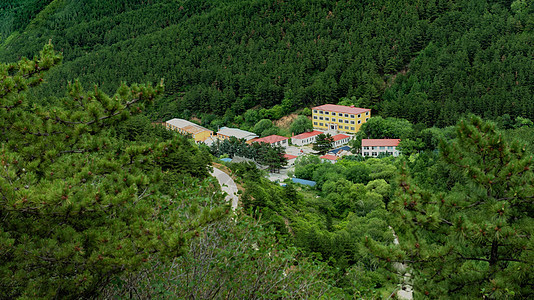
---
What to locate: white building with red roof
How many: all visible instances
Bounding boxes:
[361,139,401,157]
[252,135,289,148]
[319,154,339,164]
[283,154,298,166]
[311,104,371,134]
[291,130,323,146]
[332,134,352,147]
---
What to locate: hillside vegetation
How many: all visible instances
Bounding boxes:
[1,0,532,126]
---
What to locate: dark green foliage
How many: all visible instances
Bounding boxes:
[312,133,334,155]
[210,137,287,173]
[382,116,534,298]
[0,45,224,298]
[3,0,531,125]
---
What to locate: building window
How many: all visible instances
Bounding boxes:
[350,115,355,118]
[332,112,336,116]
[350,121,355,124]
[319,123,323,126]
[358,114,361,118]
[319,111,324,114]
[366,111,369,116]
[388,146,393,150]
[325,111,329,115]
[366,118,369,121]
[313,116,317,119]
[344,120,349,123]
[313,110,317,113]
[344,114,349,117]
[325,117,329,121]
[358,120,361,124]
[380,146,385,150]
[351,127,355,131]
[319,117,323,120]
[364,146,369,150]
[364,152,369,156]
[372,152,377,156]
[313,122,317,125]
[371,146,376,150]
[345,126,349,129]
[332,118,336,122]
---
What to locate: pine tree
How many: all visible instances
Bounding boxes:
[0,44,224,298]
[374,116,534,298]
[313,133,334,155]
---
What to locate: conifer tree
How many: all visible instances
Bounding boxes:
[313,133,334,155]
[0,44,223,298]
[372,116,534,298]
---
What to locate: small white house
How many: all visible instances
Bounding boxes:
[361,139,401,157]
[319,154,339,164]
[291,130,323,146]
[331,134,352,147]
[253,135,289,148]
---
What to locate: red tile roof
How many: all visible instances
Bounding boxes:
[312,104,370,115]
[292,130,323,140]
[332,134,351,142]
[254,135,289,144]
[361,139,401,147]
[320,154,339,161]
[283,154,298,160]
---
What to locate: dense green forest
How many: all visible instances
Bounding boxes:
[1,0,533,298]
[1,0,533,127]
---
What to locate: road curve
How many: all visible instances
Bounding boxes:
[210,167,238,210]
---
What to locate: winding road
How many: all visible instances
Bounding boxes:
[210,167,238,210]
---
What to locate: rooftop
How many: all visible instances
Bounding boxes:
[292,178,317,187]
[183,124,211,135]
[329,146,351,155]
[284,154,298,160]
[362,139,401,147]
[217,127,258,141]
[312,104,370,115]
[166,118,196,129]
[254,135,289,144]
[320,154,339,161]
[292,130,323,140]
[332,134,351,142]
[166,118,212,135]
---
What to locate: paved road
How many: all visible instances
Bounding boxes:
[210,167,238,210]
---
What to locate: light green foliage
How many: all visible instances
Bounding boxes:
[252,118,276,137]
[0,45,224,298]
[290,115,312,135]
[381,116,534,298]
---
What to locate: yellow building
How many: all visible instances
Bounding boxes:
[165,118,213,143]
[311,104,371,134]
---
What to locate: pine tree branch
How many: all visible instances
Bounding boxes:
[54,96,145,126]
[27,131,64,136]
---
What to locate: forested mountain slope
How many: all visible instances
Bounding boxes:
[1,0,532,126]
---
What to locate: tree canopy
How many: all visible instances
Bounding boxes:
[0,44,224,298]
[1,0,532,126]
[375,116,534,298]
